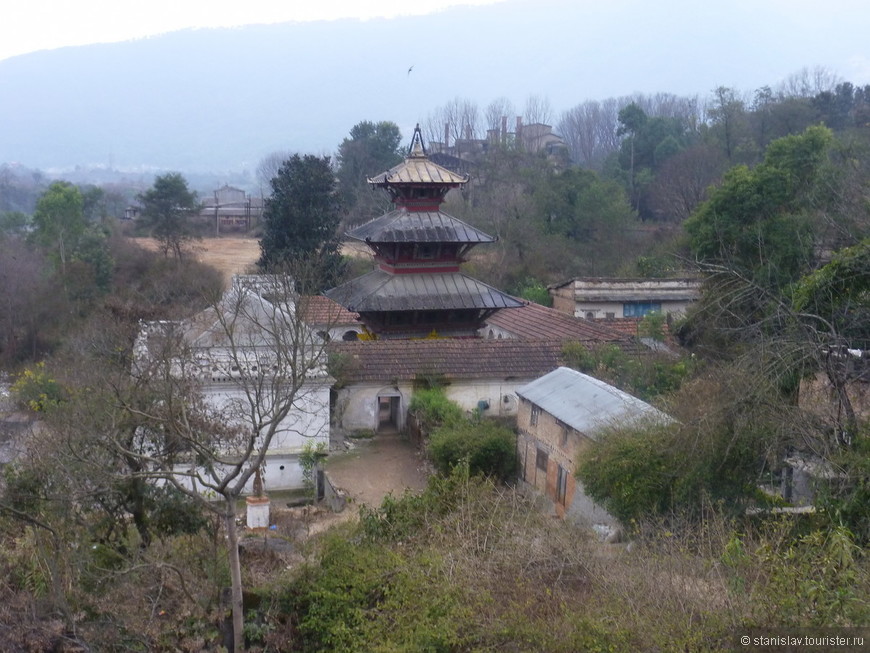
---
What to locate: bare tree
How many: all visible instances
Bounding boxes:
[777,66,842,99]
[484,96,516,143]
[124,269,334,651]
[557,99,621,168]
[423,97,481,152]
[256,150,295,198]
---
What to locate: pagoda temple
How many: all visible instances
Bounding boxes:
[326,127,522,339]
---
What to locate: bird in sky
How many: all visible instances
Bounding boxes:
[407,65,414,75]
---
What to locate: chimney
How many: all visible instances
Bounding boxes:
[501,115,508,144]
[444,122,450,148]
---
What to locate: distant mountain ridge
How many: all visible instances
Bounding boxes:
[0,0,865,172]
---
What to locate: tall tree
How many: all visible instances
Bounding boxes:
[137,173,199,260]
[31,181,86,275]
[336,121,403,221]
[258,154,344,290]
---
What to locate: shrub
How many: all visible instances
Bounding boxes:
[408,387,463,433]
[429,418,517,482]
[11,362,65,412]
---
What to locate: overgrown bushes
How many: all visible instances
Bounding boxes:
[410,387,518,482]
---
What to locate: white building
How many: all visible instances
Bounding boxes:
[134,275,332,492]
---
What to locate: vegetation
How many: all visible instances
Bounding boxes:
[2,72,870,650]
[258,154,345,290]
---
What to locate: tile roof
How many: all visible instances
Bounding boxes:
[347,208,495,244]
[485,302,635,344]
[328,339,565,383]
[301,295,359,326]
[325,270,524,312]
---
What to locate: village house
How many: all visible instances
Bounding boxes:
[199,184,264,234]
[549,277,701,322]
[516,366,671,527]
[134,275,332,492]
[328,339,566,434]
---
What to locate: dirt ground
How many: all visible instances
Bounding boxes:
[131,236,260,284]
[324,431,430,508]
[131,236,372,285]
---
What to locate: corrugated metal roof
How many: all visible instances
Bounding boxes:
[348,209,496,244]
[325,271,524,312]
[516,367,672,438]
[368,151,469,186]
[328,339,564,383]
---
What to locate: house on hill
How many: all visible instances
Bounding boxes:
[328,339,565,433]
[550,277,700,321]
[516,366,672,526]
[134,275,332,492]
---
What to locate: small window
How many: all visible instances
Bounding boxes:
[342,330,359,341]
[536,448,548,472]
[556,465,568,504]
[585,311,595,320]
[623,302,662,318]
[530,404,540,426]
[605,312,615,320]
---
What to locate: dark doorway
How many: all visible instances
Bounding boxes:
[377,395,400,432]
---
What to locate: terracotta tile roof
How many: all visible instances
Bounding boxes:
[328,339,565,383]
[591,317,671,338]
[301,295,359,326]
[485,302,640,345]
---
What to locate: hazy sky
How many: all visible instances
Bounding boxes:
[0,0,506,62]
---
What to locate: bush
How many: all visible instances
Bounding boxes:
[429,418,517,482]
[408,387,463,433]
[11,362,64,412]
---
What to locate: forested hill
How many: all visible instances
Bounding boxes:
[0,0,865,172]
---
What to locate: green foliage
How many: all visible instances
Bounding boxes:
[300,441,327,495]
[30,181,86,267]
[562,342,693,401]
[752,526,870,626]
[11,362,65,412]
[146,485,210,540]
[686,126,833,290]
[792,238,870,343]
[336,120,403,219]
[511,276,551,306]
[429,418,517,482]
[258,154,344,290]
[816,428,870,543]
[408,387,463,433]
[0,210,30,235]
[137,173,199,260]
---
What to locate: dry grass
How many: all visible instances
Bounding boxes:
[130,237,260,285]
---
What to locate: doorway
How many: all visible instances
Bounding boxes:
[377,395,401,432]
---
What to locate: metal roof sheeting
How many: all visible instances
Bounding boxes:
[368,153,469,186]
[516,367,672,438]
[325,270,524,312]
[348,209,496,244]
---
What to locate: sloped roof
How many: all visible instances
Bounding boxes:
[347,208,495,244]
[517,366,672,438]
[368,138,469,186]
[301,295,359,326]
[328,339,564,383]
[486,302,640,347]
[325,270,524,312]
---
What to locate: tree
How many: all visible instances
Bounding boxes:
[258,154,344,290]
[685,126,834,291]
[256,149,295,198]
[31,181,86,275]
[336,121,403,221]
[137,173,199,260]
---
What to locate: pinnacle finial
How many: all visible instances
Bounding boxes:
[409,124,427,157]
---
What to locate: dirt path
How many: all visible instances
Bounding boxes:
[324,431,430,508]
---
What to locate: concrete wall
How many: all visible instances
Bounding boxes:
[334,378,527,434]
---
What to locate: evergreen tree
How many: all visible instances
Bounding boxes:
[258,154,344,290]
[138,173,199,260]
